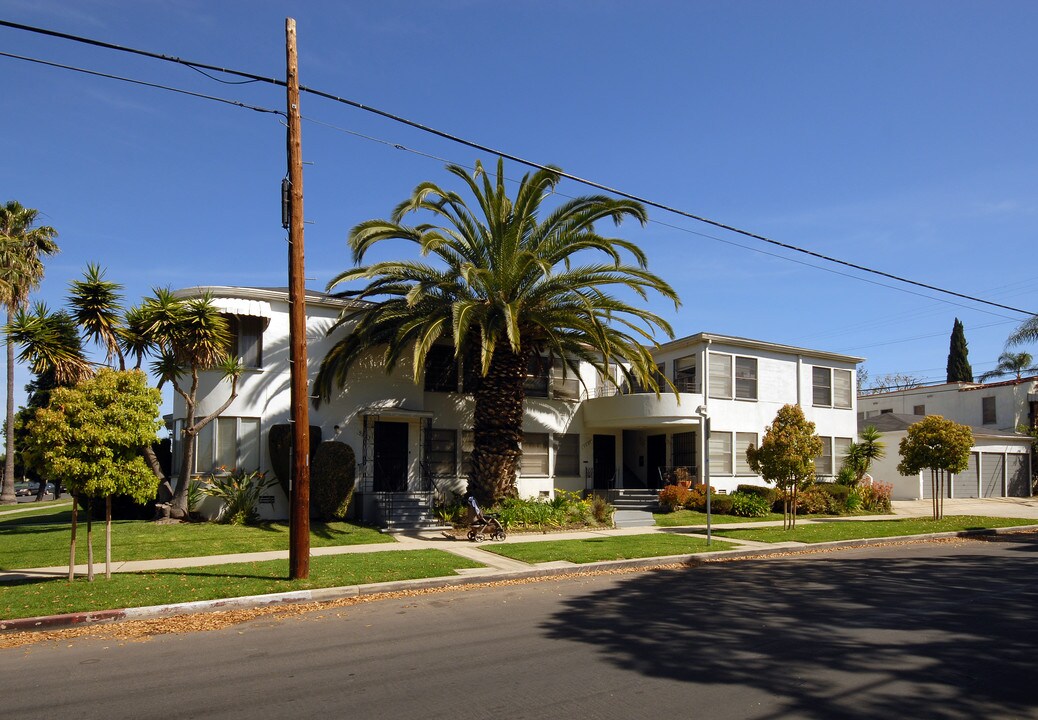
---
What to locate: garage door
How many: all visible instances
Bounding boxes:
[981,453,1005,497]
[1007,454,1031,497]
[952,453,979,498]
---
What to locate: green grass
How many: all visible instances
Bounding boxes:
[653,509,786,526]
[0,500,75,521]
[0,505,391,570]
[485,533,735,564]
[0,550,485,619]
[711,515,1038,544]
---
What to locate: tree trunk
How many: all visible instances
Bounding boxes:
[468,345,527,507]
[86,497,94,582]
[931,471,938,521]
[1,311,16,505]
[105,496,112,580]
[69,492,78,582]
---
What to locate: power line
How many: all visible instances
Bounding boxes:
[0,51,283,117]
[2,18,1035,317]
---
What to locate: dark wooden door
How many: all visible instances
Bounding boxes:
[647,434,666,489]
[374,421,409,492]
[593,434,616,490]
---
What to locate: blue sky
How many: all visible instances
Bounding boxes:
[2,1,1037,415]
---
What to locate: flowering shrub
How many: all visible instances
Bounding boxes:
[658,484,692,512]
[858,480,893,512]
[796,485,841,515]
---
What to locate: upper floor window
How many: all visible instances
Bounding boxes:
[424,345,458,392]
[913,404,925,416]
[735,357,758,400]
[551,359,581,401]
[708,353,732,399]
[982,396,997,425]
[524,356,550,398]
[709,353,757,400]
[225,315,263,369]
[673,355,697,392]
[813,367,852,408]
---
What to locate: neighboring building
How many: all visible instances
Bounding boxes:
[859,377,1038,433]
[169,286,863,523]
[861,414,1032,500]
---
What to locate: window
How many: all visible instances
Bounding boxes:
[709,431,733,476]
[735,357,758,400]
[812,367,832,406]
[460,430,474,475]
[673,431,696,469]
[815,437,833,477]
[462,345,483,394]
[551,359,581,401]
[913,404,925,416]
[673,355,697,392]
[834,437,853,475]
[879,408,893,414]
[521,433,550,475]
[426,429,457,476]
[735,432,757,475]
[709,353,732,399]
[192,416,261,474]
[555,434,580,476]
[225,315,263,369]
[524,356,550,398]
[982,396,997,425]
[833,369,852,409]
[424,345,458,392]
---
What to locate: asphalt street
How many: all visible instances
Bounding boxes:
[2,535,1037,719]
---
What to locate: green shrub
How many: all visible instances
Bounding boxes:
[736,484,778,505]
[710,495,734,515]
[835,466,857,486]
[203,469,276,525]
[846,488,863,512]
[310,441,356,520]
[817,483,851,504]
[590,494,614,525]
[729,491,770,518]
[796,484,840,515]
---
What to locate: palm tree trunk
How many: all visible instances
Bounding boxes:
[468,345,526,506]
[1,311,16,504]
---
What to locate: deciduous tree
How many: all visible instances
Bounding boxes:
[746,404,823,529]
[896,415,973,520]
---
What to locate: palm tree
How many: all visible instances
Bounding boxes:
[978,351,1038,382]
[314,158,679,505]
[844,424,886,485]
[0,201,58,504]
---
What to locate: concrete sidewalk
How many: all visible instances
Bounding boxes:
[3,497,1037,634]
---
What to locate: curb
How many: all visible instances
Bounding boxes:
[3,523,1036,635]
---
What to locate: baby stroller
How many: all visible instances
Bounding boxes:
[466,497,507,542]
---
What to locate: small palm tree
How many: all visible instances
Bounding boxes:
[0,201,59,504]
[844,424,886,485]
[978,351,1037,382]
[315,158,678,505]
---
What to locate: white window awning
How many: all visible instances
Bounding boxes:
[210,297,273,321]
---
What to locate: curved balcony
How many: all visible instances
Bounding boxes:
[582,386,705,429]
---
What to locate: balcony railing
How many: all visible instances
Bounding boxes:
[592,379,701,398]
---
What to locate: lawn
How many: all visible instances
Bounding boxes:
[0,505,391,570]
[0,550,485,619]
[710,516,1038,544]
[485,533,735,564]
[653,509,786,526]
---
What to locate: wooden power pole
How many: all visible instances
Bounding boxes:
[285,17,310,580]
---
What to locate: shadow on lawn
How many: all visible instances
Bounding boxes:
[542,536,1038,720]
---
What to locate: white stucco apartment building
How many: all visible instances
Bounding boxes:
[858,379,1035,500]
[169,286,863,523]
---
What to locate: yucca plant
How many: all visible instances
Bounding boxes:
[203,468,275,525]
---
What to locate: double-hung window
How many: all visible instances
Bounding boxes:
[709,431,733,476]
[813,367,853,408]
[426,429,458,476]
[555,434,580,476]
[814,436,833,477]
[735,432,757,475]
[521,433,550,475]
[709,353,733,399]
[184,416,261,475]
[673,355,697,392]
[710,353,757,401]
[424,345,458,392]
[735,357,758,400]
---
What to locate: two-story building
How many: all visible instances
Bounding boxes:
[169,286,863,523]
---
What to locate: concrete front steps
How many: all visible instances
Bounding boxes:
[610,489,660,528]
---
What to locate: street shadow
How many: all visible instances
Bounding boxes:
[542,537,1038,719]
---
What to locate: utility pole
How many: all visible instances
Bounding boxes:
[285,17,310,580]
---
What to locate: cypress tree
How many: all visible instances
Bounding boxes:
[946,318,974,383]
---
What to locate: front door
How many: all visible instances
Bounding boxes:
[593,434,616,490]
[373,421,409,492]
[647,434,666,489]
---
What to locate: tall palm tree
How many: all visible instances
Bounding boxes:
[314,158,679,505]
[0,201,58,504]
[978,351,1038,382]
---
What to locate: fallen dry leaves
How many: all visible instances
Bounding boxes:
[2,531,1032,651]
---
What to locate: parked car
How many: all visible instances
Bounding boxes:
[27,481,55,495]
[14,482,31,497]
